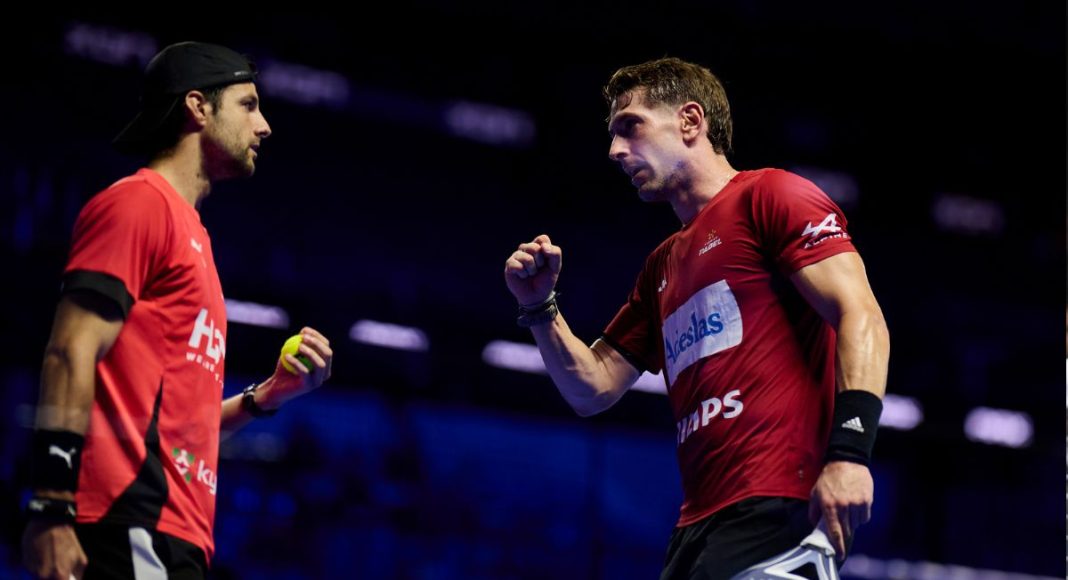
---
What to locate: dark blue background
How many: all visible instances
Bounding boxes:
[1,6,1063,578]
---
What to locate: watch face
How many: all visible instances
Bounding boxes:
[242,385,276,417]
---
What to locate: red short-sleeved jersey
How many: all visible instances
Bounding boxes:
[63,168,226,559]
[603,168,856,527]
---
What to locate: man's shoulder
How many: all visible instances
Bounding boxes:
[742,168,811,191]
[84,171,174,220]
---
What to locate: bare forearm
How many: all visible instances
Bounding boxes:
[32,346,99,501]
[220,328,333,435]
[35,347,97,435]
[220,393,251,434]
[219,375,289,434]
[219,380,275,434]
[504,235,634,415]
[530,314,629,416]
[34,293,123,436]
[835,308,889,397]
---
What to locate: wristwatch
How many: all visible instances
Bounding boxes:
[241,384,278,418]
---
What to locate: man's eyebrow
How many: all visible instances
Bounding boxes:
[608,112,638,133]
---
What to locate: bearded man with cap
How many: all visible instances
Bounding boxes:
[21,41,334,579]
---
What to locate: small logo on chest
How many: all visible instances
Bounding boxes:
[698,230,722,256]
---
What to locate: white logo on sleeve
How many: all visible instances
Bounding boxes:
[661,280,743,385]
[801,213,849,249]
[190,238,203,253]
[802,214,841,239]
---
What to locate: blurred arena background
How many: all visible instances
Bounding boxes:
[0,6,1063,579]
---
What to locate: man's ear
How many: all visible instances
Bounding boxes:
[679,101,705,142]
[183,90,211,130]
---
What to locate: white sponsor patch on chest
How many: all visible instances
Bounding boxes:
[662,280,743,385]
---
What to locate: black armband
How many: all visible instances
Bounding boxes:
[824,390,883,466]
[61,270,134,318]
[30,429,85,493]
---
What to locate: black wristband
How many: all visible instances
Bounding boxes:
[30,429,85,493]
[242,384,278,418]
[26,496,77,524]
[517,291,560,328]
[520,291,558,312]
[825,390,883,466]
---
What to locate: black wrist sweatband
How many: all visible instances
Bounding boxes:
[825,390,883,466]
[26,496,77,524]
[30,429,85,493]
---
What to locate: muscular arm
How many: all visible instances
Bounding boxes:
[23,291,122,579]
[529,315,641,417]
[790,251,890,558]
[505,234,641,417]
[790,251,889,398]
[34,292,124,495]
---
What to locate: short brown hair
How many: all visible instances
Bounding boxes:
[604,57,733,154]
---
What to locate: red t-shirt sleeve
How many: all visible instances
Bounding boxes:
[751,169,856,274]
[602,253,664,374]
[62,184,172,317]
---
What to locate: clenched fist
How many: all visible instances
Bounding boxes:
[504,234,562,306]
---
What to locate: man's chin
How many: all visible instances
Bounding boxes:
[232,158,256,178]
[212,162,255,181]
[636,185,663,203]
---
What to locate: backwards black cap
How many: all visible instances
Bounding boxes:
[113,41,258,153]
